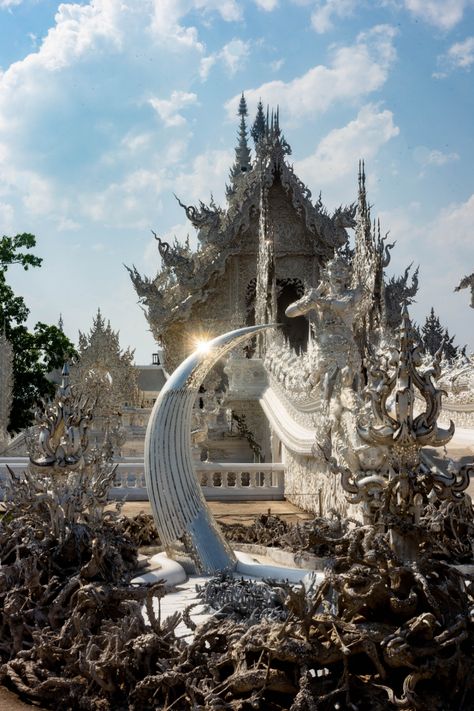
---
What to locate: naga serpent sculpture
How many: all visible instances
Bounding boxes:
[144,325,273,574]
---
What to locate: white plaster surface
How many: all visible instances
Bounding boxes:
[235,550,324,585]
[131,552,187,588]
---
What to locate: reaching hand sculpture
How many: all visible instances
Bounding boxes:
[455,271,474,308]
[144,324,273,574]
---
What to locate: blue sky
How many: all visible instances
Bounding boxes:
[0,0,473,362]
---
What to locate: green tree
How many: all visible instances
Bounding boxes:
[0,234,77,432]
[420,307,464,362]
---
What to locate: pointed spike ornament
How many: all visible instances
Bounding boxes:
[238,91,247,117]
[251,99,266,147]
[229,92,252,183]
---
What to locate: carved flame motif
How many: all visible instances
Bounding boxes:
[358,306,454,451]
[344,306,471,558]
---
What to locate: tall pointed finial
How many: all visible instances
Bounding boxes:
[251,99,266,147]
[356,159,369,223]
[228,92,252,185]
[238,92,247,118]
[58,313,64,332]
[358,159,366,193]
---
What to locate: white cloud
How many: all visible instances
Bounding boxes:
[433,194,474,248]
[254,0,279,9]
[414,146,459,170]
[199,55,216,80]
[149,90,198,127]
[311,0,356,33]
[295,104,399,186]
[150,0,242,48]
[270,58,285,71]
[404,0,472,30]
[0,202,14,232]
[435,36,474,77]
[298,0,472,33]
[82,166,166,227]
[226,25,397,122]
[81,146,231,229]
[120,131,153,153]
[57,216,80,231]
[220,38,250,73]
[0,0,23,7]
[150,0,202,50]
[425,149,459,165]
[19,1,124,73]
[196,0,242,21]
[173,148,233,204]
[200,38,251,80]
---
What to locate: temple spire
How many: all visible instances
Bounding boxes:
[352,159,374,290]
[232,93,251,176]
[358,159,369,221]
[227,93,252,199]
[251,99,266,148]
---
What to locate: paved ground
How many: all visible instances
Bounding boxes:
[117,498,314,525]
[0,686,45,710]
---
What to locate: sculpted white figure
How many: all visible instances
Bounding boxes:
[285,257,363,401]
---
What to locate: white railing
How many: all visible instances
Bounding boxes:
[109,463,147,500]
[197,462,285,501]
[0,458,285,502]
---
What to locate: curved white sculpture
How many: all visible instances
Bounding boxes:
[145,325,272,574]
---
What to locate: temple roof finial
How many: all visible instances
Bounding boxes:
[228,91,252,188]
[357,159,369,223]
[358,159,366,195]
[238,92,247,118]
[251,99,266,147]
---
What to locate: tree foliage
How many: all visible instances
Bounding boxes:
[0,234,77,432]
[420,307,464,362]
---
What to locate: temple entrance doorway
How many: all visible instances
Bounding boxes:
[244,277,308,352]
[277,279,307,352]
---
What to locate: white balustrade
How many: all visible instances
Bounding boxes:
[0,458,285,502]
[196,462,285,501]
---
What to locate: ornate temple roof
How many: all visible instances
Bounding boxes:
[127,97,357,339]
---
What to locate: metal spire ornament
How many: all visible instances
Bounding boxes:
[342,305,470,560]
[30,363,92,472]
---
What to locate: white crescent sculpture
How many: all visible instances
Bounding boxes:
[144,325,273,574]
